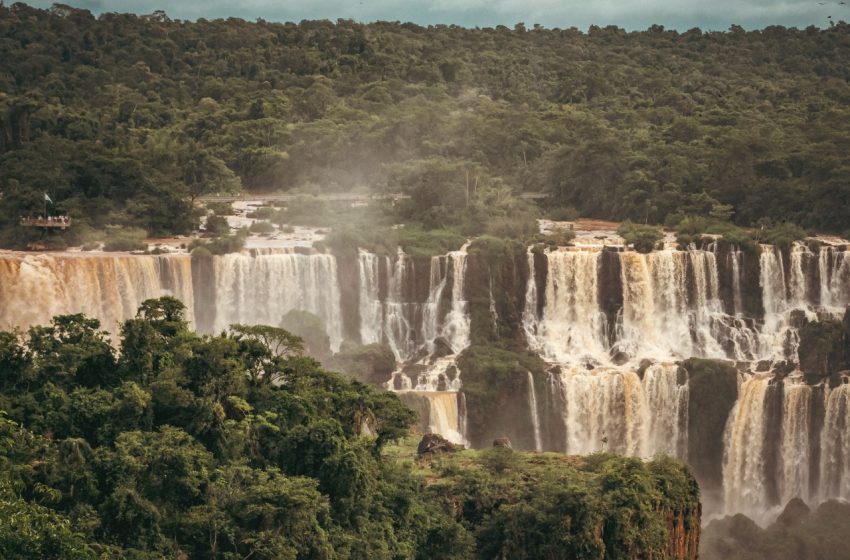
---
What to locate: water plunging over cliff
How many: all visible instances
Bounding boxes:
[0,249,344,351]
[358,245,470,389]
[0,253,194,332]
[548,363,688,458]
[209,249,343,351]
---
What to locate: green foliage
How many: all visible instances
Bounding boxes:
[205,201,234,216]
[675,215,760,253]
[324,223,466,258]
[758,221,807,251]
[204,214,230,235]
[0,298,466,558]
[189,230,247,255]
[249,220,276,234]
[0,477,96,560]
[102,226,147,252]
[531,226,576,247]
[3,8,846,245]
[617,221,664,253]
[424,450,699,560]
[546,206,580,222]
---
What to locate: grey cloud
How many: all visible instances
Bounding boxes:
[22,0,845,29]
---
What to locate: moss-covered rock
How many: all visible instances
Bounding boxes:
[457,344,547,450]
[682,358,738,504]
[798,319,846,377]
[331,342,396,386]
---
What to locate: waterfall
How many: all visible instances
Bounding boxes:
[421,255,448,354]
[383,248,416,361]
[723,377,829,517]
[358,250,384,345]
[553,364,686,457]
[211,249,343,351]
[0,253,195,333]
[820,246,850,310]
[441,245,470,353]
[530,248,607,364]
[723,376,771,517]
[424,391,466,445]
[820,383,850,501]
[779,382,812,505]
[372,246,466,364]
[730,248,743,316]
[527,370,542,452]
[788,243,810,309]
[522,248,539,346]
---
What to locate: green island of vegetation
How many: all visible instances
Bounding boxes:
[0,297,700,559]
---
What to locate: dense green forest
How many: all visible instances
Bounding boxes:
[0,297,699,559]
[1,3,850,249]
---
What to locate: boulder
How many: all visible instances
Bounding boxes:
[431,336,455,359]
[417,433,457,456]
[492,437,512,448]
[610,350,630,366]
[798,319,845,377]
[788,309,809,329]
[776,497,811,526]
[637,358,654,378]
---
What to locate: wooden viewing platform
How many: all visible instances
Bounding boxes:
[20,216,71,229]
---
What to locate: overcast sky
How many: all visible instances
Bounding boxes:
[21,0,848,30]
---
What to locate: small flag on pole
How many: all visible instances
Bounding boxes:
[44,193,52,204]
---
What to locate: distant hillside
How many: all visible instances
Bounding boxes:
[1,3,849,244]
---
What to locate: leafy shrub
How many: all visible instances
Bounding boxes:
[249,220,276,234]
[617,221,663,253]
[103,227,147,252]
[189,230,246,255]
[246,206,276,220]
[204,214,230,235]
[532,226,576,247]
[205,201,234,216]
[759,222,806,251]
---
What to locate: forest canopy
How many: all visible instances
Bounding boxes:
[1,3,849,246]
[0,297,700,559]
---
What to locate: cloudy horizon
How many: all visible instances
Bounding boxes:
[16,0,850,30]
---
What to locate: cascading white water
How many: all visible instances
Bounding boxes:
[440,246,470,353]
[723,376,840,517]
[554,363,686,458]
[361,245,470,370]
[0,253,195,333]
[820,383,850,501]
[358,250,384,345]
[820,246,850,310]
[527,370,542,452]
[424,391,467,445]
[211,249,343,351]
[359,244,471,439]
[730,248,744,316]
[522,248,539,345]
[723,376,771,517]
[779,382,812,505]
[527,248,607,363]
[383,248,416,361]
